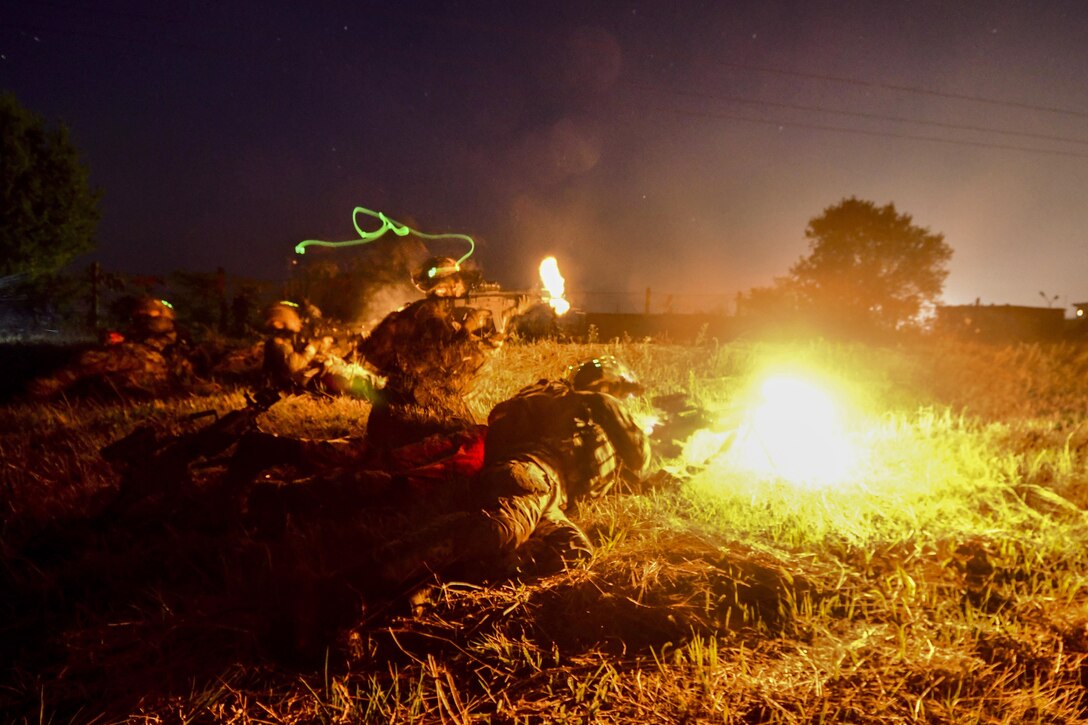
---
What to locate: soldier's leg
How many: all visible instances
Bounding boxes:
[376,459,561,588]
[512,509,593,576]
[227,433,355,478]
[26,349,103,399]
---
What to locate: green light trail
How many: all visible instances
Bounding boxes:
[295,206,476,265]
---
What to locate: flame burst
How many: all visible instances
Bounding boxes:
[727,375,857,487]
[539,256,571,315]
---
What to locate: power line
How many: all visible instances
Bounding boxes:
[624,82,1088,148]
[718,60,1088,119]
[630,103,1088,159]
[8,6,1084,160]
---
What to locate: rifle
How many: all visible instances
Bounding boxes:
[649,392,717,459]
[101,388,281,514]
[453,284,541,334]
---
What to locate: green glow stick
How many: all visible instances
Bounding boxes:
[295,206,476,265]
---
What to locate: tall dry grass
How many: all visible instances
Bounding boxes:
[1,337,1087,723]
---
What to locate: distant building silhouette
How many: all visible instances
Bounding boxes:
[936,303,1064,342]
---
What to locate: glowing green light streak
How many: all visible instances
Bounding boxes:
[294,206,475,265]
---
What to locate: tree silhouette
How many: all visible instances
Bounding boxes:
[0,93,101,278]
[790,197,952,332]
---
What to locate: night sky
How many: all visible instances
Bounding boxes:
[3,0,1087,313]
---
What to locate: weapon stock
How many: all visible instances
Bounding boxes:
[649,392,716,458]
[455,289,540,334]
[101,388,281,514]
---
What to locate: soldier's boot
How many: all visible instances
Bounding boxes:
[512,511,593,576]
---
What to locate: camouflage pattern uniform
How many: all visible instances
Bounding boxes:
[207,340,265,383]
[27,297,194,400]
[263,335,324,389]
[379,370,651,585]
[357,294,499,409]
[356,256,502,446]
[260,301,324,391]
[259,300,381,397]
[236,423,488,532]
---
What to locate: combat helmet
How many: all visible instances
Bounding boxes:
[263,301,303,334]
[412,256,465,297]
[131,296,176,336]
[566,355,645,397]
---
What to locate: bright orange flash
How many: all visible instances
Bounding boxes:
[728,375,857,487]
[539,256,571,315]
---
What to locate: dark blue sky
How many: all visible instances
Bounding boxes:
[3,0,1087,312]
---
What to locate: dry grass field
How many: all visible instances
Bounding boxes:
[3,337,1088,723]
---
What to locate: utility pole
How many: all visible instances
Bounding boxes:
[88,262,100,331]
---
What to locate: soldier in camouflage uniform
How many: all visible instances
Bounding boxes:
[219,266,498,507]
[259,300,383,398]
[27,297,194,400]
[357,256,502,415]
[378,355,652,586]
[260,301,329,391]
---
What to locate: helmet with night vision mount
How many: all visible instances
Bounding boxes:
[412,256,466,297]
[263,301,303,333]
[566,355,645,397]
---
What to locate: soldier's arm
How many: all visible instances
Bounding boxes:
[269,337,318,375]
[583,393,653,475]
